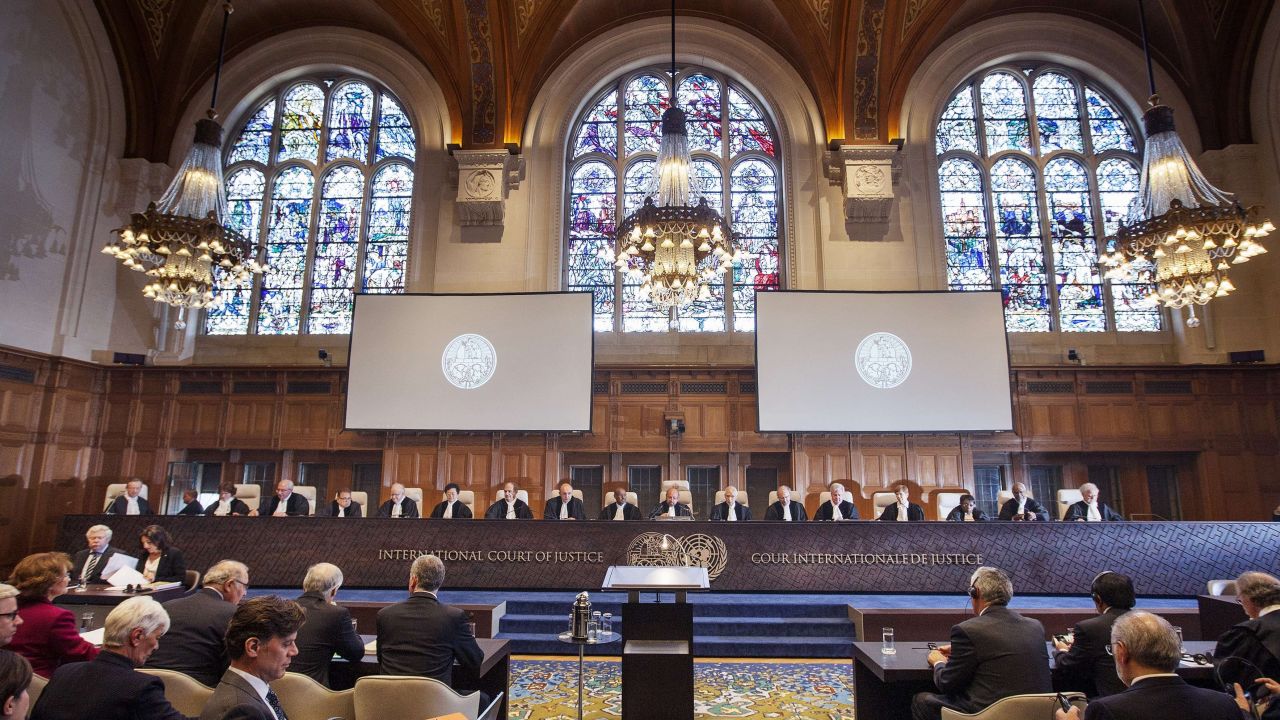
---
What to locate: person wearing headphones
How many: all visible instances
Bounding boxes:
[1214,571,1280,719]
[1053,571,1136,697]
[911,567,1052,720]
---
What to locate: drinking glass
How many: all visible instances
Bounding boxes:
[80,612,94,632]
[881,627,896,655]
[602,612,613,637]
[1173,626,1184,650]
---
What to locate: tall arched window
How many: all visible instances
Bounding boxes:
[937,65,1161,332]
[566,68,782,332]
[205,77,417,335]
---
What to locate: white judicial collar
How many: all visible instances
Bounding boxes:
[614,503,626,520]
[214,500,230,516]
[443,501,453,519]
[1087,502,1101,521]
[727,502,736,521]
[506,500,517,519]
[560,500,568,519]
[391,499,403,517]
[126,496,140,515]
[782,502,791,521]
[667,503,676,517]
[337,505,346,518]
[896,503,909,521]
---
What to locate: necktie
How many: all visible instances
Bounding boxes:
[83,552,101,581]
[265,689,287,720]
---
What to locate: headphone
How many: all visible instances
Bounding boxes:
[1217,655,1266,718]
[968,585,979,599]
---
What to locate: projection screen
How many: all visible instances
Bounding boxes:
[345,293,593,431]
[755,291,1012,432]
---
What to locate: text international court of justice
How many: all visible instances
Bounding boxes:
[4,1,1280,719]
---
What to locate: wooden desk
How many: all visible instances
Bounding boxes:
[850,606,1204,643]
[330,636,510,719]
[55,584,188,630]
[851,640,1218,720]
[340,601,505,638]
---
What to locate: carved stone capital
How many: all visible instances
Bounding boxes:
[823,144,902,224]
[449,149,526,227]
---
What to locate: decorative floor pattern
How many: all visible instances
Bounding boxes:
[508,656,854,719]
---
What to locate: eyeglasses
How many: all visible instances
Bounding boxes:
[0,611,18,622]
[230,579,249,591]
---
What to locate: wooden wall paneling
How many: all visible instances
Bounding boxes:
[280,399,337,449]
[1020,398,1082,450]
[681,400,729,445]
[0,471,26,568]
[1080,400,1144,450]
[170,396,225,448]
[386,446,440,495]
[0,380,39,432]
[132,398,168,445]
[1243,401,1279,446]
[225,398,277,446]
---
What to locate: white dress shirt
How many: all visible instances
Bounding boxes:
[1086,501,1101,521]
[726,502,737,521]
[832,501,844,520]
[228,667,272,708]
[443,501,454,519]
[895,503,909,521]
[273,493,290,516]
[336,504,347,518]
[213,500,231,516]
[667,503,676,518]
[560,500,569,519]
[125,496,141,515]
[391,499,403,518]
[506,500,517,519]
[613,502,627,520]
[781,502,791,521]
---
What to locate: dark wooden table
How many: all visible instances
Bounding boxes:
[55,584,189,630]
[330,635,510,719]
[851,606,1204,643]
[851,640,1218,720]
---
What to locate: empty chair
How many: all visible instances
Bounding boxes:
[871,492,896,517]
[940,692,1086,720]
[272,671,356,720]
[353,675,481,720]
[234,483,261,506]
[28,673,47,714]
[403,487,425,507]
[292,485,318,515]
[457,490,476,516]
[350,491,369,510]
[1207,579,1238,596]
[137,668,216,718]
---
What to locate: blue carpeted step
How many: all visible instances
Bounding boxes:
[499,613,851,638]
[494,632,853,658]
[504,600,848,619]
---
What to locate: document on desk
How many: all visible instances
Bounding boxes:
[363,639,377,654]
[80,628,105,646]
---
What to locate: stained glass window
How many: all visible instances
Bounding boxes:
[209,76,417,335]
[936,65,1160,332]
[566,68,782,332]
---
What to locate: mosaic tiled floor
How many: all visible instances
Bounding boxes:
[508,656,854,719]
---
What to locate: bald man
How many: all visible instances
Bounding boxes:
[998,482,1049,522]
[709,486,752,521]
[251,479,309,517]
[378,483,420,518]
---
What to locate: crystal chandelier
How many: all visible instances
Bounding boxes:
[612,1,738,309]
[1100,0,1271,326]
[102,1,263,327]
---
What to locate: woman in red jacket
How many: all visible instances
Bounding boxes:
[6,553,97,677]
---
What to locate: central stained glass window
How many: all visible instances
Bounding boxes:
[207,77,416,335]
[937,65,1161,333]
[566,68,782,332]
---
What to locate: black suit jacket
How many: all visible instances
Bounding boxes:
[70,546,119,584]
[945,507,989,522]
[1053,607,1129,697]
[144,588,236,687]
[1062,500,1124,522]
[763,500,808,521]
[31,650,187,720]
[598,502,642,520]
[709,502,752,521]
[648,501,693,519]
[1213,609,1280,685]
[998,497,1050,521]
[377,498,420,518]
[544,497,588,520]
[931,605,1053,713]
[814,500,859,521]
[177,500,204,516]
[484,499,534,519]
[877,503,926,521]
[376,591,483,685]
[1081,675,1241,720]
[291,591,365,687]
[106,495,153,515]
[258,493,309,516]
[328,500,363,518]
[430,500,473,519]
[204,498,251,516]
[135,549,188,583]
[198,669,274,720]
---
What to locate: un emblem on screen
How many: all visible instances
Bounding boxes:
[442,334,497,389]
[855,332,912,389]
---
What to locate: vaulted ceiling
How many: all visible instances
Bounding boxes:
[93,0,1275,162]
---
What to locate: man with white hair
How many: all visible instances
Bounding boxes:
[1055,611,1240,720]
[912,567,1051,720]
[251,479,309,517]
[106,479,153,516]
[30,596,186,720]
[376,555,482,686]
[145,559,249,686]
[0,585,20,647]
[378,483,420,518]
[291,563,364,687]
[1062,483,1124,521]
[814,483,859,521]
[763,485,808,522]
[1213,571,1280,691]
[710,486,752,521]
[69,525,118,585]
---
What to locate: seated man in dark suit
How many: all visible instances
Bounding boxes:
[814,483,859,521]
[328,488,362,518]
[599,487,641,520]
[1053,571,1135,697]
[1055,611,1241,720]
[70,524,118,585]
[106,479,153,516]
[544,481,587,520]
[376,554,483,689]
[30,596,186,720]
[377,483,420,518]
[176,489,204,516]
[204,483,251,517]
[1213,571,1280,692]
[878,484,926,521]
[1062,483,1125,522]
[709,486,752,521]
[145,559,249,686]
[998,482,1050,521]
[649,486,693,519]
[764,485,807,522]
[912,566,1052,720]
[430,483,473,518]
[291,563,364,687]
[251,479,309,517]
[200,596,304,720]
[484,482,534,519]
[944,494,988,522]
